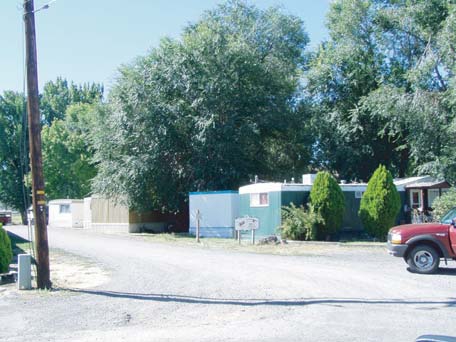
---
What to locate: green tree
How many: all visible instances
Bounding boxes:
[91,0,310,211]
[0,224,13,273]
[0,92,29,223]
[309,171,345,240]
[307,0,456,182]
[40,77,103,126]
[41,103,98,199]
[359,164,401,240]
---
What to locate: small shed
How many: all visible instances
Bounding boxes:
[48,199,84,228]
[189,191,239,238]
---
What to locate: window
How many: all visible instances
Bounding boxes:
[410,190,421,209]
[428,189,440,208]
[59,204,71,214]
[250,193,269,207]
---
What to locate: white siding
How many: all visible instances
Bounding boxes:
[48,199,83,228]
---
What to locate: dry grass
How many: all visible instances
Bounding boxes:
[133,233,385,256]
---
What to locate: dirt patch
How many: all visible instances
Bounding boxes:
[0,248,110,297]
[49,249,110,289]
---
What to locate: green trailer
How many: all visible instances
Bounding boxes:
[238,179,408,238]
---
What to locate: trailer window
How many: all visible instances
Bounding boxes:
[59,204,71,214]
[250,193,269,207]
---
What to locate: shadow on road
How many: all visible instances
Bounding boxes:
[407,267,456,276]
[61,288,456,308]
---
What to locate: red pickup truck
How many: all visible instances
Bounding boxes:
[387,207,456,274]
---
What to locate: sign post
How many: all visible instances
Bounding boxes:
[235,217,259,245]
[195,209,201,243]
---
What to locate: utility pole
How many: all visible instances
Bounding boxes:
[23,0,51,289]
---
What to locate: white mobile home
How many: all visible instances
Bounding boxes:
[48,199,84,228]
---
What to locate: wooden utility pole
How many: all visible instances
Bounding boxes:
[23,0,51,289]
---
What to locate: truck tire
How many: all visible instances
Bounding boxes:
[406,245,440,274]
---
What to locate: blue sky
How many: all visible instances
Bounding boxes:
[1,0,330,94]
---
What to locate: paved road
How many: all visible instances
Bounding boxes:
[1,226,456,342]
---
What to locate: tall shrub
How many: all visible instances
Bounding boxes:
[359,165,401,240]
[0,224,13,273]
[309,171,345,240]
[432,188,456,221]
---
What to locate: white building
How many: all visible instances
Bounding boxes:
[48,199,84,228]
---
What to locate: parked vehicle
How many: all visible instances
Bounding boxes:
[0,212,11,225]
[387,207,456,274]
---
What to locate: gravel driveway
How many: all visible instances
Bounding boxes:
[1,226,455,342]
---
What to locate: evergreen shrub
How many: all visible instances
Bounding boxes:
[0,224,13,273]
[309,171,345,240]
[359,165,401,240]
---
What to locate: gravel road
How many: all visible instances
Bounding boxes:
[1,226,455,342]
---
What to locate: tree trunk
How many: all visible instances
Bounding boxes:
[20,210,27,225]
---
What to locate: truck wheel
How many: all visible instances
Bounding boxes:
[406,245,440,274]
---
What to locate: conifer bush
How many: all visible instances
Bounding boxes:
[0,224,13,273]
[359,165,401,240]
[309,171,345,240]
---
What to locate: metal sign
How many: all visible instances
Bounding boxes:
[235,217,259,231]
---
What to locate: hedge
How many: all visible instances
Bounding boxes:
[0,224,13,273]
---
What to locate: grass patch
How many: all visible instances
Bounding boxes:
[132,233,367,256]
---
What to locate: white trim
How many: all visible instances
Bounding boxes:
[339,185,367,192]
[48,199,84,205]
[282,184,312,192]
[239,183,283,194]
[394,176,433,186]
[239,181,408,195]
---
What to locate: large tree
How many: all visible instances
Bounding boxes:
[307,0,456,182]
[41,103,98,199]
[91,0,311,211]
[0,92,29,222]
[40,77,103,126]
[38,78,103,199]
